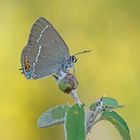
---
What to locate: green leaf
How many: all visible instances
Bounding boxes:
[37,105,70,128]
[65,104,86,140]
[89,101,96,111]
[102,97,124,110]
[101,111,131,140]
[89,97,124,111]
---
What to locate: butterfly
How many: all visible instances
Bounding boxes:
[20,17,91,79]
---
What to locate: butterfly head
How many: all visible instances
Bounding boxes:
[70,55,78,64]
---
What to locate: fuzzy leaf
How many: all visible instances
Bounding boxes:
[101,111,131,140]
[89,97,123,111]
[102,97,124,110]
[65,104,85,140]
[37,105,70,128]
[89,102,96,111]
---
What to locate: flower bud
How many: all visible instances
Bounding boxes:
[58,73,78,94]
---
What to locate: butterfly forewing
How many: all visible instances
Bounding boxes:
[21,17,70,79]
[27,17,69,59]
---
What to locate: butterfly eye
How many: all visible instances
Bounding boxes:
[71,56,77,63]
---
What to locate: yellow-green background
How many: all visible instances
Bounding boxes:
[0,0,139,140]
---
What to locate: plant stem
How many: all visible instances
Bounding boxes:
[70,90,82,107]
[86,98,103,133]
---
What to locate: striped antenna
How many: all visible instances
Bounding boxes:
[73,50,91,56]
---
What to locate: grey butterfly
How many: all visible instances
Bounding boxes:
[20,17,90,79]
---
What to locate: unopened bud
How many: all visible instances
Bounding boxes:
[58,73,78,94]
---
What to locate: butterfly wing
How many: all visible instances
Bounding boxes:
[21,17,69,79]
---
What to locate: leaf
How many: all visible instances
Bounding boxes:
[89,101,96,111]
[37,105,70,128]
[102,97,124,110]
[101,111,131,140]
[65,104,86,140]
[89,97,124,111]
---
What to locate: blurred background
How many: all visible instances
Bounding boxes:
[0,0,140,140]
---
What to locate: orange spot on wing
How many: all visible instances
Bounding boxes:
[24,56,30,71]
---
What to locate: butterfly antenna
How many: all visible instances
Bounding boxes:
[73,50,92,56]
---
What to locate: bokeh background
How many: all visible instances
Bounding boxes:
[0,0,140,140]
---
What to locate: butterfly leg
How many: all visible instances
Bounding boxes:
[52,74,59,80]
[72,66,76,76]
